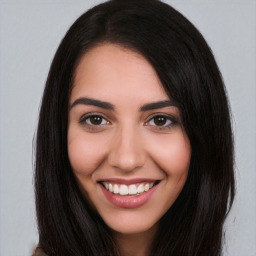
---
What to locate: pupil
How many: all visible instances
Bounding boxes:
[154,116,166,126]
[90,116,102,125]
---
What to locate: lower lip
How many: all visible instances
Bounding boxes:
[100,183,159,209]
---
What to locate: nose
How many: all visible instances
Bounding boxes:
[107,126,146,172]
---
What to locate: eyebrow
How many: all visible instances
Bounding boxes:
[70,97,178,111]
[139,100,178,111]
[70,97,115,110]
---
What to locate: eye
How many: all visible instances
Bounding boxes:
[85,115,108,125]
[145,114,176,130]
[150,116,170,126]
[79,113,110,130]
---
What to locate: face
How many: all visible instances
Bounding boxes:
[68,43,191,235]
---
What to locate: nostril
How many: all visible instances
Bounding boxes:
[108,146,146,171]
[107,131,146,171]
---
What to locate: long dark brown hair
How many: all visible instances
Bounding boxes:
[35,0,235,255]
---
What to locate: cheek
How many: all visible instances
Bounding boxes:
[68,131,106,175]
[148,132,191,176]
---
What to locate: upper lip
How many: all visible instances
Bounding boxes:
[98,178,160,185]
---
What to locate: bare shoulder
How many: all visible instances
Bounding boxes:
[32,246,49,256]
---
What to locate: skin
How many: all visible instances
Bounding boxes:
[68,43,191,256]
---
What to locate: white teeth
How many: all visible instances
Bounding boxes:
[128,184,137,195]
[137,184,144,193]
[103,182,109,190]
[119,184,129,195]
[102,181,157,196]
[113,184,119,194]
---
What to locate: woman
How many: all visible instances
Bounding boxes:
[34,0,235,255]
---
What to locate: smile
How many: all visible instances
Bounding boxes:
[101,181,157,196]
[99,180,161,208]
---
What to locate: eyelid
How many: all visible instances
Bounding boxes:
[144,113,178,130]
[79,112,112,130]
[79,111,110,121]
[145,113,177,123]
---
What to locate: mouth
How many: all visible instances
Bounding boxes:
[98,180,160,196]
[98,179,161,208]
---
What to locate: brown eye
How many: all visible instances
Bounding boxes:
[80,114,109,126]
[89,116,104,125]
[153,116,167,126]
[146,115,175,130]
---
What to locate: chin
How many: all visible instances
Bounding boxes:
[98,208,161,235]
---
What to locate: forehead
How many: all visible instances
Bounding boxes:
[70,43,168,104]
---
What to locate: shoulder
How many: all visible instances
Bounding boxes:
[32,246,49,256]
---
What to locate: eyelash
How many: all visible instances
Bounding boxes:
[145,114,177,130]
[79,113,110,130]
[79,113,177,131]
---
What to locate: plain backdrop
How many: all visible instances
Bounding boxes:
[0,0,255,255]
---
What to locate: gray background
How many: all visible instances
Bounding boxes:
[0,0,255,255]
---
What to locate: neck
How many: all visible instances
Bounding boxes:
[113,225,158,256]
